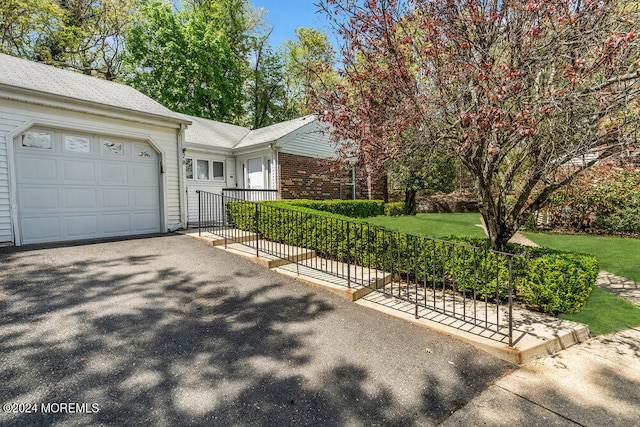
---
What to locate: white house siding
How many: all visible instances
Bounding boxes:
[0,135,11,244]
[183,149,234,225]
[278,122,337,159]
[0,99,183,244]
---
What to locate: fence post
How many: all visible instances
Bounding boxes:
[255,202,259,257]
[346,221,351,288]
[197,190,201,236]
[508,256,514,347]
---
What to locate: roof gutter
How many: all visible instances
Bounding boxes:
[0,84,191,128]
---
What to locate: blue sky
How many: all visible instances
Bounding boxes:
[250,0,337,49]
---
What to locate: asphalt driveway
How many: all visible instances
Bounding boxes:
[0,234,512,426]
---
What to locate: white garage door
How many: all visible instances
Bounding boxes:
[15,128,161,244]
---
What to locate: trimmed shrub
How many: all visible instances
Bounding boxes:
[384,202,409,216]
[226,201,599,314]
[267,199,385,218]
[444,236,599,312]
[519,253,599,314]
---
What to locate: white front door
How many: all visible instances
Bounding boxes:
[247,157,264,189]
[15,129,161,244]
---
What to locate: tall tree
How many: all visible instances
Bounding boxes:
[283,27,337,115]
[244,31,292,129]
[318,0,640,251]
[0,0,64,58]
[121,0,250,121]
[389,142,457,214]
[0,0,133,79]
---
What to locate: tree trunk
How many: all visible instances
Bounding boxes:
[404,189,417,215]
[476,185,515,252]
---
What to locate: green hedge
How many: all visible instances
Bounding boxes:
[384,202,409,216]
[227,201,599,315]
[445,236,599,314]
[266,199,385,218]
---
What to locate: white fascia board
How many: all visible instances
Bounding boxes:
[185,142,234,156]
[0,85,191,129]
[232,143,274,156]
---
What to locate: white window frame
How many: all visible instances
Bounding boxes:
[185,157,225,181]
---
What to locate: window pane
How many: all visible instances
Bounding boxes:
[22,131,52,149]
[64,135,91,153]
[185,158,193,179]
[197,159,209,180]
[212,161,224,178]
[101,140,124,156]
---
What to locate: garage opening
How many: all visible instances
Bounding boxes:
[15,128,162,244]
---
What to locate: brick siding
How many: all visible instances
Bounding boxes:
[278,153,387,200]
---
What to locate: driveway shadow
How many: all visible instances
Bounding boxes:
[0,235,511,426]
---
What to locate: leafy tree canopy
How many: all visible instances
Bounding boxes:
[317,0,640,250]
[120,0,251,122]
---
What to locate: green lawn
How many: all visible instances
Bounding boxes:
[366,213,487,239]
[519,231,640,335]
[522,232,640,283]
[559,287,640,335]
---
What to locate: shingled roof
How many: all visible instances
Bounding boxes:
[183,114,319,151]
[0,53,188,124]
[234,115,316,149]
[182,114,250,149]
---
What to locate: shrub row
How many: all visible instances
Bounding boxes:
[227,202,599,314]
[265,199,385,218]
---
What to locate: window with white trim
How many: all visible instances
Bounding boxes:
[186,158,225,181]
[197,159,209,180]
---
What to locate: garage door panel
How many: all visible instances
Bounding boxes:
[16,132,161,244]
[133,189,159,209]
[21,217,61,243]
[103,214,131,234]
[17,157,57,181]
[63,159,96,182]
[19,187,59,210]
[65,215,98,237]
[64,188,97,209]
[102,188,130,208]
[101,162,128,183]
[133,164,158,186]
[133,212,161,232]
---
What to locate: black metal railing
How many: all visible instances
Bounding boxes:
[222,188,279,201]
[197,190,518,346]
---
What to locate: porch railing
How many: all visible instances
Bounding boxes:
[222,188,279,201]
[197,190,517,346]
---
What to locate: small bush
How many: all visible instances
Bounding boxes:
[384,202,409,216]
[543,165,640,234]
[519,253,599,314]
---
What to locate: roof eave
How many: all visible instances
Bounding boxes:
[0,83,191,128]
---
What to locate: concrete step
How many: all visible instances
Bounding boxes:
[177,228,257,246]
[275,257,392,301]
[222,240,316,269]
[359,282,590,364]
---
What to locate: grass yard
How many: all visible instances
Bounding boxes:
[559,287,640,336]
[522,232,640,283]
[366,213,487,239]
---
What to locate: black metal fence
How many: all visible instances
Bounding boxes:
[197,190,517,346]
[222,188,279,201]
